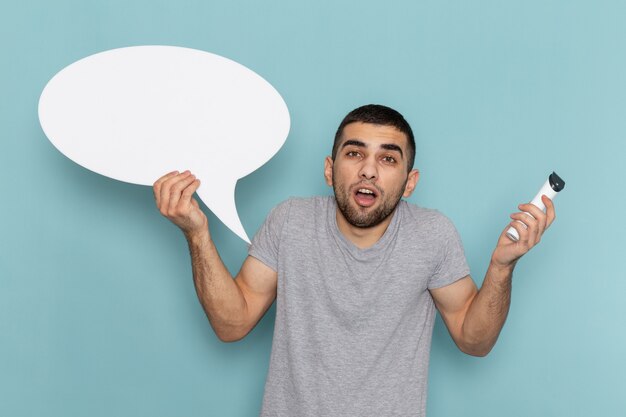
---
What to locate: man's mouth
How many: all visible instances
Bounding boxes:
[353,186,378,207]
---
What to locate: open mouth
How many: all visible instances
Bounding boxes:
[353,186,378,207]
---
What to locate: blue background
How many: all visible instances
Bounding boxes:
[2,1,625,416]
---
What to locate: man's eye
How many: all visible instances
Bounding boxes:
[382,156,397,164]
[346,151,361,158]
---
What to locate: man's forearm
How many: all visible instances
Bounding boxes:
[460,262,514,356]
[186,229,249,342]
[434,196,555,357]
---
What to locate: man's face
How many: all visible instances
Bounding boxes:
[324,122,419,228]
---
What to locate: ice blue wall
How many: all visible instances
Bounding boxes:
[2,1,625,416]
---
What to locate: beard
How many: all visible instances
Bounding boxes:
[332,173,407,228]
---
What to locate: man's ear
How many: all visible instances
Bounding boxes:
[324,156,334,187]
[403,169,420,198]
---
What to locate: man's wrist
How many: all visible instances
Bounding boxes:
[184,227,212,247]
[488,258,516,275]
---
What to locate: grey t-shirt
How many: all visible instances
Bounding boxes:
[249,196,470,417]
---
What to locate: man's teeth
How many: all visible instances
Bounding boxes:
[358,189,374,195]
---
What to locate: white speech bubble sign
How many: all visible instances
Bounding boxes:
[38,45,290,243]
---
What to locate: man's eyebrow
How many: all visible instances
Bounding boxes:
[381,143,404,158]
[341,139,367,149]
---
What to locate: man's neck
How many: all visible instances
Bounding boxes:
[334,208,396,249]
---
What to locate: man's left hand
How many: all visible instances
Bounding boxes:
[491,195,556,269]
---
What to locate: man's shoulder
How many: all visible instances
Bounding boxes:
[400,200,448,220]
[399,200,458,232]
[257,196,331,245]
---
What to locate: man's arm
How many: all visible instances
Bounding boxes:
[430,196,556,356]
[154,171,277,342]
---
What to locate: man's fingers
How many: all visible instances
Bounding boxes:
[519,199,551,237]
[497,197,558,265]
[507,219,529,243]
[170,174,196,211]
[159,171,191,212]
[153,170,179,203]
[518,203,544,222]
[510,212,539,245]
[542,195,556,228]
[181,179,201,202]
[510,212,537,229]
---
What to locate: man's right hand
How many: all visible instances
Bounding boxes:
[153,170,208,237]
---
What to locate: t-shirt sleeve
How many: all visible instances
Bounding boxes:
[248,200,292,272]
[428,215,471,289]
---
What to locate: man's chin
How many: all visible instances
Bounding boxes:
[343,206,386,229]
[342,196,403,229]
[333,186,400,229]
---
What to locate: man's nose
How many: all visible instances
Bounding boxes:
[359,157,378,180]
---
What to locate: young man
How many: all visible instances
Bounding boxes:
[153,105,555,416]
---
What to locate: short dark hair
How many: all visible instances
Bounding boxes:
[332,104,416,170]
